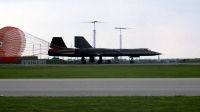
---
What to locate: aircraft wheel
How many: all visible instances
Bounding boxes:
[97,60,102,64]
[82,60,86,64]
[98,56,102,64]
[130,60,134,63]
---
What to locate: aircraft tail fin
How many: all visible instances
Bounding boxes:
[75,36,93,48]
[50,37,67,49]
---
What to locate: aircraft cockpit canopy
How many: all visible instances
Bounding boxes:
[140,48,151,51]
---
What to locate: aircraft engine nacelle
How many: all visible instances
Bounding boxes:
[75,48,122,56]
[75,48,111,55]
[75,48,95,55]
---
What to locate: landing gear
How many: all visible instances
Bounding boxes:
[130,57,134,64]
[130,60,134,63]
[81,56,103,64]
[81,57,86,64]
[97,56,102,64]
[89,56,95,62]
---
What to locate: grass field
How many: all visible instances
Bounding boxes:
[0,96,200,112]
[1,65,200,111]
[0,65,200,78]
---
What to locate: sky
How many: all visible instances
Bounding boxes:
[0,0,200,59]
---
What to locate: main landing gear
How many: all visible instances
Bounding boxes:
[97,56,102,64]
[130,57,134,64]
[81,56,103,64]
[81,57,86,64]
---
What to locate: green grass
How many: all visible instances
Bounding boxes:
[0,96,200,112]
[1,65,200,111]
[0,65,200,78]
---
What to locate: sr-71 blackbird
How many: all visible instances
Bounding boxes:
[48,36,161,64]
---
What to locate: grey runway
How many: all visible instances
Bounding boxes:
[0,78,200,96]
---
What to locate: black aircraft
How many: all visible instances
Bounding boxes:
[48,36,161,64]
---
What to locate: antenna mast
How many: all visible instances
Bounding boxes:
[84,21,102,48]
[115,27,127,49]
[92,21,97,48]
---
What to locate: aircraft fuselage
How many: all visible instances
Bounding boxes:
[48,36,161,64]
[48,48,160,57]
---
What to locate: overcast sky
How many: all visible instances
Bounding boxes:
[1,0,200,59]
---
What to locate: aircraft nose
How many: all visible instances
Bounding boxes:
[155,52,162,55]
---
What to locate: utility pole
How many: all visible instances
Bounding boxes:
[115,27,132,61]
[115,27,128,49]
[85,21,102,48]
